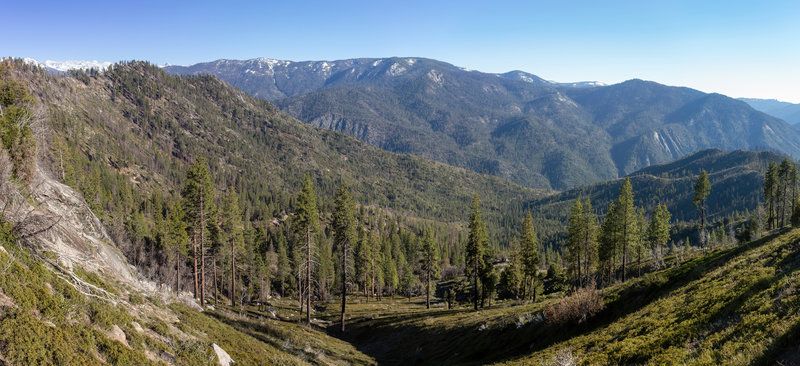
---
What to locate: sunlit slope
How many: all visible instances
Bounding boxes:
[332,230,800,365]
[501,229,800,365]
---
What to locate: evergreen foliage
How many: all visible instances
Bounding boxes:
[294,174,319,325]
[465,194,487,310]
[519,212,540,301]
[420,228,440,309]
[693,170,711,242]
[332,183,356,331]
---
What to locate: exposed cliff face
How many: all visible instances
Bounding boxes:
[1,165,137,287]
[24,167,136,283]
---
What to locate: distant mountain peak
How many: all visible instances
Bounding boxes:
[739,97,800,125]
[498,70,605,88]
[23,58,112,72]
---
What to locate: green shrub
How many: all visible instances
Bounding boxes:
[88,301,131,330]
[74,266,119,296]
[128,292,145,305]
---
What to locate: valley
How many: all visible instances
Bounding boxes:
[167,58,800,190]
[1,53,799,366]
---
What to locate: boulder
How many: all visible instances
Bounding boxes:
[210,343,234,365]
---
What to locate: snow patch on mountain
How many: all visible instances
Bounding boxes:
[24,58,112,72]
[255,58,291,70]
[388,63,407,76]
[427,70,444,87]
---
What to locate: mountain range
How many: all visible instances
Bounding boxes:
[22,57,112,73]
[739,98,800,125]
[165,57,800,190]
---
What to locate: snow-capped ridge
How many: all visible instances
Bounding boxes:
[23,58,112,72]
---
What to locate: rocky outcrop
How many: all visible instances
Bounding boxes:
[11,168,135,283]
[211,343,234,365]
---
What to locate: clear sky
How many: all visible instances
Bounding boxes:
[5,0,800,102]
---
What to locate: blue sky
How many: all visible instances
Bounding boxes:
[5,0,800,102]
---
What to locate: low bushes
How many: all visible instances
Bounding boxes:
[544,285,604,325]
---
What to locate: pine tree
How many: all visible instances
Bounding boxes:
[165,200,189,293]
[790,162,799,226]
[182,156,215,306]
[221,189,244,306]
[634,208,647,277]
[778,159,796,227]
[647,203,672,268]
[316,234,334,302]
[332,183,356,331]
[764,161,779,230]
[499,253,522,299]
[355,227,371,298]
[295,174,319,325]
[383,240,399,296]
[370,229,380,300]
[519,212,540,301]
[693,170,711,243]
[465,194,487,311]
[581,199,599,286]
[616,177,639,282]
[566,199,584,286]
[420,228,440,309]
[276,234,289,297]
[598,202,619,284]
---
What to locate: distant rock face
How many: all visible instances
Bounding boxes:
[211,343,234,365]
[166,58,800,190]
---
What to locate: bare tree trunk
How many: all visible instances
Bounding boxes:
[213,259,218,304]
[341,240,347,332]
[370,257,375,301]
[577,247,583,288]
[192,231,198,299]
[622,217,628,282]
[306,227,311,325]
[200,195,205,307]
[175,256,180,293]
[231,240,236,306]
[426,271,431,309]
[298,270,303,316]
[473,272,478,311]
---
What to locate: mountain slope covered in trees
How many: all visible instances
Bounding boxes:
[166,57,800,190]
[6,58,800,365]
[18,59,541,230]
[0,60,375,365]
[525,148,785,247]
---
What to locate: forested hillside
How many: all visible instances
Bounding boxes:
[167,57,800,190]
[0,60,375,365]
[5,57,800,365]
[4,58,544,317]
[525,149,786,247]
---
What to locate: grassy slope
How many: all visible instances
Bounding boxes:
[504,228,800,365]
[305,229,800,365]
[0,232,373,365]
